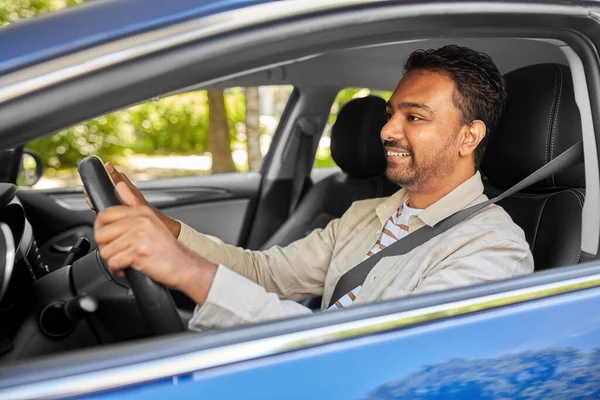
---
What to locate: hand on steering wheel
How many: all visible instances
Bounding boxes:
[79,157,189,335]
[83,162,150,212]
[95,183,204,289]
[84,162,182,238]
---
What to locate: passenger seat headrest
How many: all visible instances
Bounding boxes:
[330,95,388,178]
[481,64,584,190]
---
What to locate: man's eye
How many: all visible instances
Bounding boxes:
[384,112,392,121]
[408,115,422,122]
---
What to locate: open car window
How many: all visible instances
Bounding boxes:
[19,86,293,189]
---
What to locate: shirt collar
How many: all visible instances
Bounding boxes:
[375,171,485,227]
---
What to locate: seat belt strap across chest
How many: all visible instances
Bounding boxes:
[328,141,584,308]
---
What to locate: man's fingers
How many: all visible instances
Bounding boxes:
[95,206,131,228]
[99,228,150,272]
[95,204,152,230]
[104,246,138,275]
[122,174,140,193]
[95,216,131,245]
[104,162,143,203]
[115,182,142,206]
[102,234,156,278]
[97,228,135,260]
[95,212,153,244]
[106,162,124,184]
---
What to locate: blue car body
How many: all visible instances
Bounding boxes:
[0,0,267,75]
[87,285,600,400]
[1,1,600,399]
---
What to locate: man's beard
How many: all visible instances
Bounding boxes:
[384,139,455,190]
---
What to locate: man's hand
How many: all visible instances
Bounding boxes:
[84,162,181,238]
[95,182,217,305]
[107,161,149,205]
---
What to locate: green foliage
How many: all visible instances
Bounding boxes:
[23,83,384,175]
[225,87,246,137]
[128,93,209,155]
[314,153,337,168]
[27,89,249,172]
[0,0,54,26]
[27,112,132,171]
[0,0,84,26]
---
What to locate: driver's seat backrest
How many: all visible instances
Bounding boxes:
[480,64,585,271]
[261,95,398,249]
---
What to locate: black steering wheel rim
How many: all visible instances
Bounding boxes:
[79,156,184,335]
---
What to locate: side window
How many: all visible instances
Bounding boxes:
[23,86,293,189]
[314,88,393,168]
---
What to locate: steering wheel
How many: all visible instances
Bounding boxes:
[78,156,184,335]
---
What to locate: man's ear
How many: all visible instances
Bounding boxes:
[459,120,486,158]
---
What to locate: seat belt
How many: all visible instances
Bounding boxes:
[328,141,584,308]
[289,117,317,216]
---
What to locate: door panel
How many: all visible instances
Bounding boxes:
[140,172,261,246]
[162,199,249,245]
[3,278,599,399]
[17,172,262,271]
[89,288,600,399]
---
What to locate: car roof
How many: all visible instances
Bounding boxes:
[0,0,270,75]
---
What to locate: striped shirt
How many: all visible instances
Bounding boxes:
[327,199,423,310]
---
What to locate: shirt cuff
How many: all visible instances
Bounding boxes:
[187,265,257,331]
[177,220,197,247]
[188,265,312,332]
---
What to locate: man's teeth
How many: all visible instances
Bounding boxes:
[387,151,411,157]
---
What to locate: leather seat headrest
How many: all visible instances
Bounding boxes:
[330,95,387,178]
[481,64,584,190]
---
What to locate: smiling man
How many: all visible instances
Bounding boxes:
[94,45,534,330]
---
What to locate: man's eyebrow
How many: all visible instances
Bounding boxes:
[386,101,433,113]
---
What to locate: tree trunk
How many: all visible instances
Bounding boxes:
[207,89,236,173]
[245,87,262,172]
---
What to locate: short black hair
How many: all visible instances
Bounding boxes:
[404,45,507,167]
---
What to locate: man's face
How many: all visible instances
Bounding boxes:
[382,69,467,191]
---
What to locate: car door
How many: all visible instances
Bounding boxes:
[14,86,296,273]
[2,263,599,399]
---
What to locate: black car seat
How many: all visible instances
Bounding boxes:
[260,95,398,249]
[480,63,585,271]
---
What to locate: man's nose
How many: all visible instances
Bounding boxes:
[381,118,404,143]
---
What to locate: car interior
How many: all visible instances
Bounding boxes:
[0,33,596,365]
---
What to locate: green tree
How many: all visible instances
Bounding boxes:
[27,113,131,171]
[128,92,209,155]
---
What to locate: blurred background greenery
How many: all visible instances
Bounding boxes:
[3,0,391,188]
